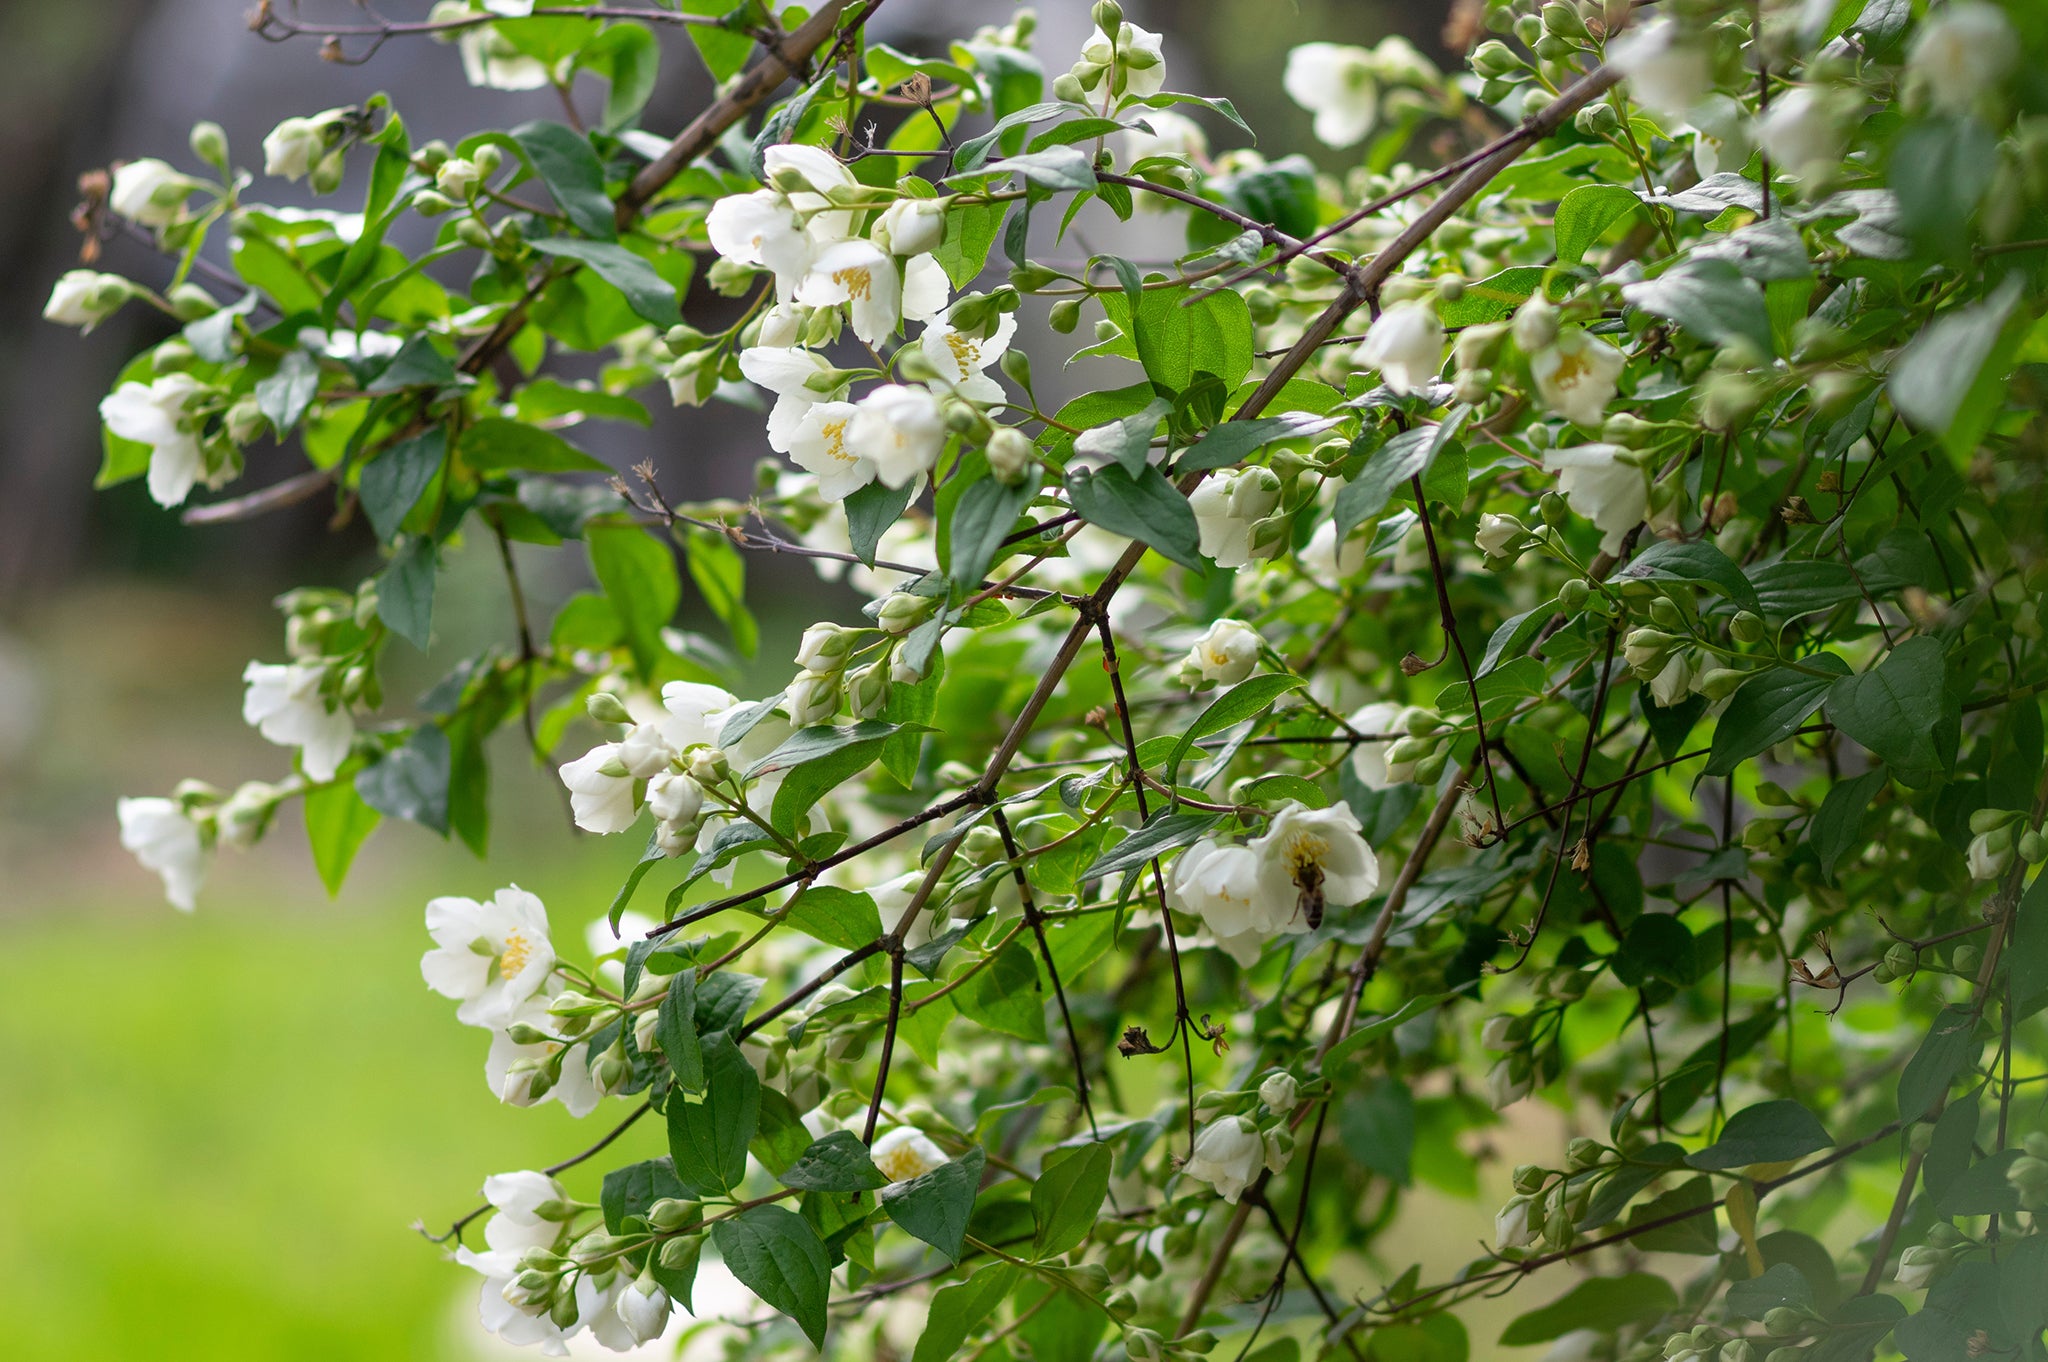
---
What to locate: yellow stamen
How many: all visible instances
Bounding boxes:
[944,331,980,373]
[821,418,855,466]
[832,266,873,301]
[499,928,534,981]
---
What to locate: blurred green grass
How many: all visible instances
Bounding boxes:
[0,810,671,1361]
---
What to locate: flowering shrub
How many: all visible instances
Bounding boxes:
[56,0,2048,1358]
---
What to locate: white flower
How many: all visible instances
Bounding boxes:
[646,768,705,825]
[117,796,209,911]
[1250,801,1379,918]
[657,680,741,750]
[44,270,131,331]
[1895,1244,1945,1290]
[1495,1196,1534,1249]
[482,1170,567,1254]
[1543,1331,1605,1362]
[795,623,855,673]
[241,661,352,782]
[1487,1058,1532,1108]
[1475,513,1526,559]
[454,1247,574,1355]
[1259,1072,1299,1114]
[1606,18,1710,121]
[1967,830,2012,881]
[1301,517,1367,586]
[902,254,950,326]
[1189,467,1282,569]
[1649,652,1697,708]
[848,384,947,489]
[1346,701,1405,790]
[1358,300,1445,396]
[615,721,675,780]
[874,197,947,257]
[421,885,556,1028]
[1170,839,1291,966]
[1122,109,1208,165]
[784,669,841,726]
[1530,330,1625,428]
[456,24,554,90]
[921,313,1017,405]
[573,1269,640,1352]
[762,142,860,240]
[872,1126,949,1182]
[262,116,326,181]
[1756,87,1844,182]
[1121,23,1168,97]
[1908,3,2015,115]
[1543,444,1648,555]
[1283,43,1379,149]
[559,743,640,834]
[615,1276,672,1345]
[708,191,815,301]
[100,373,208,508]
[487,999,603,1117]
[1183,618,1262,687]
[1182,1116,1264,1202]
[738,344,839,454]
[110,158,199,227]
[800,238,905,346]
[789,400,873,500]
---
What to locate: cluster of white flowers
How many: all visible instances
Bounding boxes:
[1169,802,1378,966]
[557,682,789,859]
[1189,466,1284,568]
[1282,35,1444,149]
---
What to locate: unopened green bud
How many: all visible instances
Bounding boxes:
[896,347,941,383]
[2020,829,2047,863]
[1094,318,1121,342]
[1049,298,1083,333]
[1522,87,1556,118]
[647,1199,697,1232]
[1243,285,1281,323]
[413,190,456,217]
[1968,807,2016,835]
[454,217,493,250]
[586,692,632,725]
[1697,667,1745,700]
[1559,578,1591,611]
[1472,40,1518,78]
[190,121,229,169]
[877,592,933,635]
[1104,1288,1138,1320]
[657,1233,704,1272]
[1566,1137,1603,1171]
[1575,103,1622,137]
[1537,490,1568,529]
[987,426,1034,485]
[1007,262,1062,292]
[1052,71,1087,103]
[1763,1308,1805,1338]
[1730,611,1766,644]
[1649,596,1683,630]
[1951,943,1981,975]
[1091,0,1124,31]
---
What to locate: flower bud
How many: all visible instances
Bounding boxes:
[1763,1308,1805,1338]
[1512,1163,1545,1194]
[585,692,632,725]
[1092,0,1124,30]
[846,661,890,720]
[1566,1137,1603,1171]
[190,121,229,169]
[1049,298,1083,333]
[1052,71,1087,103]
[1104,1288,1138,1320]
[877,592,933,635]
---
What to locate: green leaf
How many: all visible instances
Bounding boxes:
[1614,539,1762,615]
[1435,267,1546,328]
[666,1032,759,1196]
[1624,1175,1718,1254]
[1747,560,1863,621]
[586,523,679,679]
[945,469,1039,601]
[985,145,1095,191]
[1031,1142,1111,1258]
[1576,1143,1687,1230]
[581,22,659,131]
[657,969,704,1092]
[601,1157,685,1234]
[1934,1148,2022,1218]
[353,724,450,834]
[1687,1099,1833,1171]
[303,774,381,894]
[1322,991,1466,1076]
[781,1130,887,1193]
[1064,463,1204,572]
[748,722,913,836]
[1897,1005,1977,1124]
[373,526,437,645]
[1922,1089,1980,1204]
[1727,1263,1816,1320]
[1163,674,1303,791]
[1339,1076,1416,1184]
[1622,259,1775,355]
[365,335,458,393]
[1499,1274,1679,1345]
[529,238,680,327]
[256,348,320,436]
[1084,811,1225,880]
[358,428,444,543]
[953,941,1047,1042]
[2011,867,2048,1010]
[1612,913,1701,987]
[511,121,617,241]
[1553,184,1644,265]
[1826,636,1947,773]
[880,1145,985,1264]
[683,526,757,657]
[913,1263,1020,1362]
[1106,284,1255,393]
[1890,278,2023,453]
[781,886,883,952]
[1808,767,1886,885]
[933,199,1004,289]
[1703,659,1848,777]
[712,1205,833,1349]
[844,477,918,566]
[1333,408,1470,543]
[1175,412,1339,473]
[459,416,609,473]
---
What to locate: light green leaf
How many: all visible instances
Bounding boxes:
[1031,1142,1111,1258]
[880,1145,985,1263]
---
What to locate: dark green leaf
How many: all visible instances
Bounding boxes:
[913,1263,1020,1362]
[1085,811,1225,880]
[587,523,679,679]
[1435,267,1546,328]
[1826,635,1947,773]
[1687,1100,1833,1171]
[256,348,320,436]
[953,941,1047,1042]
[1809,767,1886,885]
[781,1130,887,1193]
[712,1204,832,1348]
[1612,913,1700,987]
[666,1032,759,1196]
[1704,659,1848,777]
[529,238,680,327]
[512,121,617,241]
[1163,675,1304,791]
[780,886,883,951]
[1031,1143,1111,1258]
[1624,1175,1718,1254]
[378,535,438,650]
[1333,408,1470,543]
[657,969,704,1092]
[1499,1274,1678,1345]
[601,1157,685,1234]
[748,722,915,836]
[1622,259,1775,355]
[1065,463,1204,572]
[365,335,458,393]
[1934,1148,2022,1218]
[1175,412,1339,473]
[354,724,450,834]
[1727,1263,1816,1320]
[1615,539,1762,615]
[1339,1076,1416,1184]
[460,416,609,473]
[946,470,1039,601]
[359,428,444,542]
[1897,1005,1977,1124]
[880,1145,985,1263]
[2011,867,2048,1010]
[844,477,918,566]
